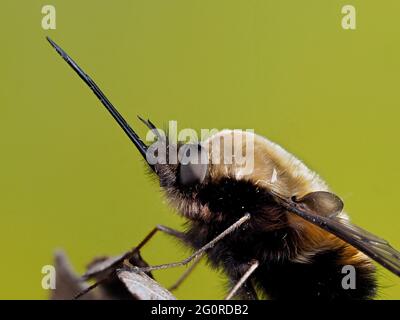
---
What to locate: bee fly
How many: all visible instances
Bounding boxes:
[47,37,400,300]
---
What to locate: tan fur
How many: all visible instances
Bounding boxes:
[203,130,373,267]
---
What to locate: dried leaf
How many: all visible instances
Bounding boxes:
[51,250,95,300]
[83,249,153,280]
[50,249,170,300]
[117,269,176,300]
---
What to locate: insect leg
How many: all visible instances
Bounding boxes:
[122,225,184,268]
[168,255,203,291]
[134,225,185,251]
[130,213,251,273]
[73,277,109,300]
[74,225,184,300]
[227,278,258,300]
[225,260,259,300]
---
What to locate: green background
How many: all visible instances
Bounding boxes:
[1,0,399,299]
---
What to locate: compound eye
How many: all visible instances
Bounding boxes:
[178,143,208,186]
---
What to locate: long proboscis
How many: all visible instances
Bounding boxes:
[46,37,149,162]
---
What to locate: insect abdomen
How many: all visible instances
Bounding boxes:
[183,221,377,300]
[256,245,377,300]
